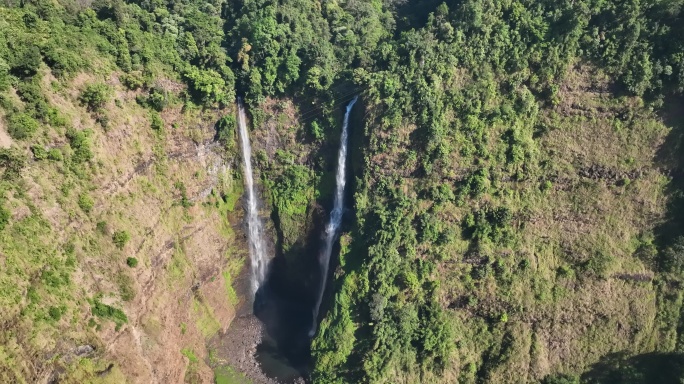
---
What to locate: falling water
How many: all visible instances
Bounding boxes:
[236,98,268,295]
[310,96,358,337]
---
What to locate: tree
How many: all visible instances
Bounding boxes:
[112,230,130,250]
[184,67,230,104]
[79,83,111,111]
[11,46,42,77]
[7,113,39,140]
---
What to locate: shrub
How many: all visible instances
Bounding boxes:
[42,44,84,78]
[0,58,10,92]
[184,67,229,104]
[79,83,111,111]
[91,299,128,326]
[0,205,10,230]
[78,193,94,213]
[11,46,42,77]
[150,112,163,131]
[310,120,324,140]
[112,230,130,250]
[118,273,135,301]
[47,148,63,161]
[0,148,27,180]
[661,236,684,274]
[15,80,49,121]
[7,113,39,139]
[174,181,192,208]
[31,145,48,160]
[47,108,68,127]
[96,220,108,234]
[120,72,145,90]
[147,88,167,111]
[126,257,138,267]
[583,251,614,277]
[96,114,109,128]
[48,306,62,321]
[215,115,235,146]
[499,312,508,323]
[66,129,93,163]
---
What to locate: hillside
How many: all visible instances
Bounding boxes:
[1,0,684,383]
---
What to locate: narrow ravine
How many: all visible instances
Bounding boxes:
[236,98,269,295]
[310,96,358,336]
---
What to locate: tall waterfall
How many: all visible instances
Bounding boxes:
[236,98,268,295]
[310,96,358,337]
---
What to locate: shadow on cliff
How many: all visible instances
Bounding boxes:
[251,208,325,382]
[580,352,684,383]
[652,96,684,266]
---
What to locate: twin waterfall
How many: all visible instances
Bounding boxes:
[236,96,358,337]
[237,98,268,295]
[310,96,358,336]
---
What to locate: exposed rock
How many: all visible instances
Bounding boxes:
[74,345,95,356]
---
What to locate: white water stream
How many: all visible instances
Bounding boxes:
[237,98,268,295]
[310,96,358,336]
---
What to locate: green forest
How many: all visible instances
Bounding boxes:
[0,0,684,382]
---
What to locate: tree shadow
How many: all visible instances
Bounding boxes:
[581,352,684,384]
[652,95,684,259]
[392,0,446,32]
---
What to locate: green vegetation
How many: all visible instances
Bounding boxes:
[215,115,236,148]
[181,348,199,363]
[214,366,252,384]
[193,297,221,339]
[7,113,38,140]
[0,205,9,231]
[182,347,202,383]
[126,257,138,268]
[150,111,164,131]
[112,230,130,250]
[0,0,243,380]
[91,299,128,327]
[78,193,94,213]
[79,83,111,111]
[0,0,683,381]
[218,0,684,383]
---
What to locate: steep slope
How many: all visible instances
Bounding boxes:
[2,0,684,383]
[0,3,248,382]
[0,67,247,383]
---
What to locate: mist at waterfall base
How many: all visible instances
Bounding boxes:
[241,97,358,382]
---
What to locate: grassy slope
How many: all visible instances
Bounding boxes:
[311,60,682,383]
[441,63,674,383]
[0,63,244,383]
[304,0,684,379]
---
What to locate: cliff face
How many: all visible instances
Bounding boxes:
[0,68,245,383]
[3,0,684,382]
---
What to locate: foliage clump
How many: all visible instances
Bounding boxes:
[112,230,130,250]
[91,299,128,327]
[79,83,111,111]
[78,193,94,213]
[7,113,39,140]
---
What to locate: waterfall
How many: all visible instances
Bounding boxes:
[236,98,268,295]
[310,96,358,337]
